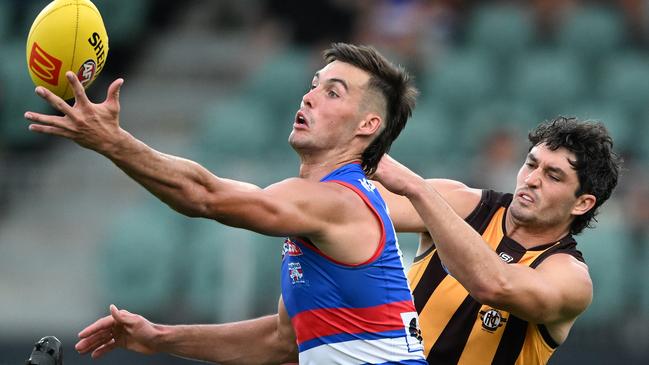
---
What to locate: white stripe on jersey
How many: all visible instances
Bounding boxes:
[298,335,425,365]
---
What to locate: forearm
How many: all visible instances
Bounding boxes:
[405,179,508,300]
[102,130,224,217]
[155,315,296,365]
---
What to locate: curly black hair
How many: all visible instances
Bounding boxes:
[528,116,622,235]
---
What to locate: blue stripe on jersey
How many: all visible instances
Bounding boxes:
[283,252,414,316]
[298,329,409,352]
[281,163,423,363]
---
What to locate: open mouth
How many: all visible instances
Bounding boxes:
[294,111,308,127]
[517,191,535,204]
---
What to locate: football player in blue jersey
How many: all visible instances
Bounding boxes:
[26,43,427,364]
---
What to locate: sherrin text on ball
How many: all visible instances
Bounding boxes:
[26,0,109,100]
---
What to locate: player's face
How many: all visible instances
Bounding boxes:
[510,144,582,230]
[289,60,370,153]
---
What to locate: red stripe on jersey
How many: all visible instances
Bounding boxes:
[292,300,416,344]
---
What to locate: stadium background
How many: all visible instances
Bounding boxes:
[1,0,648,363]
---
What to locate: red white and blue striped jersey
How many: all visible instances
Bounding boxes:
[281,163,426,364]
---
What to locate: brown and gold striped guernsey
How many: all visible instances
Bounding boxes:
[408,190,585,365]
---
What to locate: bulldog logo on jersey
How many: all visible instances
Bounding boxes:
[282,238,303,258]
[288,262,306,284]
[358,178,376,192]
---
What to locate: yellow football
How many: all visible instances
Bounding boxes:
[26,0,109,100]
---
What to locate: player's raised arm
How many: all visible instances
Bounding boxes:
[374,178,482,233]
[25,73,353,239]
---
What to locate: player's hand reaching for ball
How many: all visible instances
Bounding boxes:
[25,71,126,154]
[75,304,159,359]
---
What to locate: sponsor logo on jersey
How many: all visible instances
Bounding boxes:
[77,60,96,86]
[288,262,305,284]
[479,308,508,332]
[282,238,303,258]
[408,317,423,343]
[498,252,514,263]
[401,312,424,352]
[29,42,62,86]
[359,178,376,192]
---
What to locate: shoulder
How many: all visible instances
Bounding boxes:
[266,177,370,216]
[426,179,483,219]
[537,253,590,279]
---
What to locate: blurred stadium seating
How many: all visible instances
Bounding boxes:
[557,5,625,63]
[0,1,647,364]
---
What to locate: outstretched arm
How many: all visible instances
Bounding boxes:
[76,299,297,364]
[25,73,350,239]
[25,73,266,223]
[374,155,592,327]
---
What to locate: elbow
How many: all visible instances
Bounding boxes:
[276,340,298,364]
[469,274,512,307]
[178,184,225,218]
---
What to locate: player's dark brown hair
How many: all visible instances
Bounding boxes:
[323,43,418,175]
[528,116,622,234]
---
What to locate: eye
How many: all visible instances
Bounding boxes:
[327,90,339,98]
[549,175,561,182]
[309,84,317,91]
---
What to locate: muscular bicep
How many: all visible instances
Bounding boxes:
[375,181,424,232]
[427,179,482,219]
[375,179,481,233]
[493,254,593,324]
[202,177,345,238]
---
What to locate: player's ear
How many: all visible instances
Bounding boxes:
[357,113,382,137]
[572,193,596,216]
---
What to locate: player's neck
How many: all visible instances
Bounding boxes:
[504,211,571,249]
[298,153,362,181]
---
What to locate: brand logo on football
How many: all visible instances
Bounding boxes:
[29,42,62,86]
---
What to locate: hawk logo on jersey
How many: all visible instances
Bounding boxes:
[479,308,507,332]
[282,238,303,258]
[288,262,305,284]
[358,178,376,192]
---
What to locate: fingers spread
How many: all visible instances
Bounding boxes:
[106,78,124,106]
[35,86,76,117]
[25,112,65,127]
[66,71,91,105]
[27,124,74,139]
